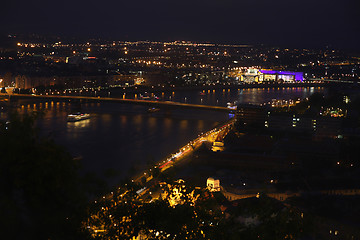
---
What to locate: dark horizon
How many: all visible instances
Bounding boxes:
[1,0,359,51]
[2,32,360,54]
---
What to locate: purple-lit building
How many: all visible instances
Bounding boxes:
[259,70,304,82]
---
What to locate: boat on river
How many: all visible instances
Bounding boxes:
[67,112,90,122]
[147,107,160,113]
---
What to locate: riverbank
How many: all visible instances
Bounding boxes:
[101,82,327,95]
[131,117,235,186]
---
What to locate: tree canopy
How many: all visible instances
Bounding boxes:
[0,111,88,239]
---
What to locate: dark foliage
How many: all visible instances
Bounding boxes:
[0,111,89,239]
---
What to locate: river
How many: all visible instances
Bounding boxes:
[15,86,324,185]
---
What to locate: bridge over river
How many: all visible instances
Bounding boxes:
[2,93,235,112]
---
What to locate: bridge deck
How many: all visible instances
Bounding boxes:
[4,94,232,112]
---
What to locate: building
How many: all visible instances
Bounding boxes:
[15,75,32,89]
[259,70,304,82]
[241,68,260,83]
[207,177,220,192]
[240,68,304,83]
[211,141,224,152]
[235,104,268,126]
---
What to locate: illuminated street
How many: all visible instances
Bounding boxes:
[132,119,235,185]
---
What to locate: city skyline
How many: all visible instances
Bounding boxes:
[1,0,360,50]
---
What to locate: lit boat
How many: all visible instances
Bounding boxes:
[147,107,160,113]
[67,112,90,122]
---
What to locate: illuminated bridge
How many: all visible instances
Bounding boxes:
[5,94,233,112]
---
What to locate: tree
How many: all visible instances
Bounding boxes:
[0,111,88,239]
[86,180,225,240]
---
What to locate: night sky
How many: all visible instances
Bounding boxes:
[1,0,359,50]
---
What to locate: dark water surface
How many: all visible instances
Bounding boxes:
[17,87,324,184]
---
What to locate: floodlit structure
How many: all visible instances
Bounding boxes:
[259,70,304,82]
[207,177,220,192]
[240,68,304,83]
[241,68,260,83]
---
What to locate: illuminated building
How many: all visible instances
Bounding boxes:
[207,177,220,192]
[134,77,145,85]
[241,68,260,83]
[240,69,304,83]
[211,141,224,152]
[259,70,304,82]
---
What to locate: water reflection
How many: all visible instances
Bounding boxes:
[10,86,326,185]
[67,119,91,129]
[179,119,188,131]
